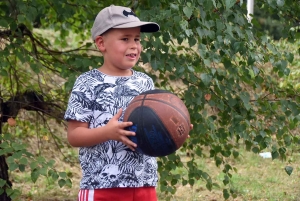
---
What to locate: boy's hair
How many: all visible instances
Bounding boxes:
[91,5,160,40]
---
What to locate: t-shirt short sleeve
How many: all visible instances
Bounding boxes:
[64,75,94,123]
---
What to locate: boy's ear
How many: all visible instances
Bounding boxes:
[95,36,105,52]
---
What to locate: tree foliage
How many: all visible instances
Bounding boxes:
[253,0,300,40]
[0,0,300,200]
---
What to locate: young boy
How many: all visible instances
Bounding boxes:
[64,5,160,201]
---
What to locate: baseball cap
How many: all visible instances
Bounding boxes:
[91,5,160,40]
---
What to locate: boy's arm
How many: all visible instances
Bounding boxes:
[67,109,137,151]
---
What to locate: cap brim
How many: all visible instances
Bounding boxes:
[113,21,160,33]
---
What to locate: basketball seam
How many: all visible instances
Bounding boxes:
[141,94,147,106]
[132,98,190,125]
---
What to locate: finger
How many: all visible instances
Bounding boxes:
[121,137,137,151]
[119,121,133,129]
[121,129,135,138]
[126,140,137,151]
[112,108,123,120]
[127,145,136,151]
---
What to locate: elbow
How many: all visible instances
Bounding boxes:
[67,133,80,147]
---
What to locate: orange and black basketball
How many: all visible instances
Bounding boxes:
[123,89,190,157]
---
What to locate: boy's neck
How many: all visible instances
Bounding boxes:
[97,66,133,77]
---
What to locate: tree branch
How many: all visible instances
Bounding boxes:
[0,90,65,123]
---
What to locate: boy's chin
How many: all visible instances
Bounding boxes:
[118,66,133,70]
[119,64,135,70]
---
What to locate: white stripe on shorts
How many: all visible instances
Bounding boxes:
[78,189,94,201]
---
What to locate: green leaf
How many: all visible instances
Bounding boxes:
[150,60,158,71]
[39,167,48,176]
[58,179,66,187]
[284,134,292,146]
[286,53,294,63]
[200,73,212,86]
[171,179,177,186]
[8,163,18,171]
[0,69,8,76]
[232,150,239,158]
[245,140,252,151]
[19,164,26,172]
[31,169,40,183]
[50,171,59,181]
[271,151,279,160]
[240,92,251,110]
[19,157,28,165]
[183,6,193,19]
[65,178,72,188]
[276,0,285,7]
[59,172,67,178]
[206,181,213,191]
[285,166,293,176]
[30,161,38,169]
[279,147,286,155]
[223,189,230,199]
[181,178,187,186]
[0,18,9,28]
[30,63,41,74]
[287,102,300,116]
[188,37,197,47]
[0,178,6,187]
[228,95,237,107]
[0,141,10,149]
[225,0,236,9]
[223,175,230,185]
[215,156,222,167]
[17,14,27,25]
[11,143,26,151]
[47,159,56,167]
[37,156,46,163]
[252,147,260,153]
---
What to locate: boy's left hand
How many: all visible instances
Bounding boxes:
[188,124,193,138]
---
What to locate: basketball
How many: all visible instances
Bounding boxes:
[123,89,190,157]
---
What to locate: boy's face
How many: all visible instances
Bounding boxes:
[96,27,142,75]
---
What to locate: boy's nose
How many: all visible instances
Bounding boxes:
[130,40,141,49]
[130,42,138,49]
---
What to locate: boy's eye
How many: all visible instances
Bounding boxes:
[122,38,129,41]
[135,38,141,42]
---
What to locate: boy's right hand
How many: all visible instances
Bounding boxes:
[106,108,137,151]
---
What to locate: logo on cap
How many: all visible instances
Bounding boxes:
[123,10,137,17]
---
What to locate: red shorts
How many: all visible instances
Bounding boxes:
[78,187,157,201]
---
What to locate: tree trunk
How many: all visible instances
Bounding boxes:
[0,96,12,201]
[0,155,11,201]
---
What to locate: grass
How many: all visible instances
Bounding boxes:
[156,148,300,201]
[9,132,300,201]
[4,111,300,201]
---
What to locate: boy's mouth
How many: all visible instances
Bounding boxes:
[126,53,137,58]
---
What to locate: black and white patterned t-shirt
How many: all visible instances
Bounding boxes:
[64,69,158,189]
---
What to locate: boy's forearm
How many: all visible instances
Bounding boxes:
[67,126,109,147]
